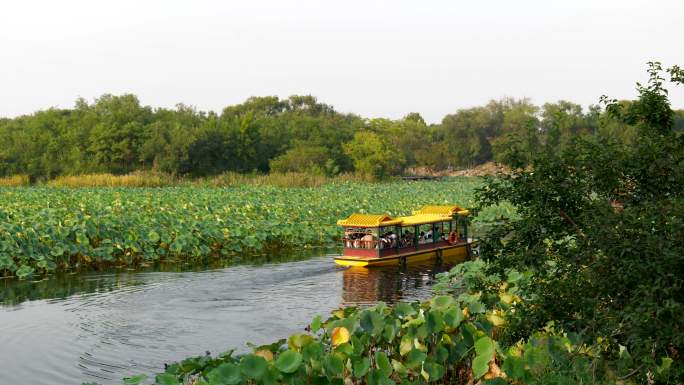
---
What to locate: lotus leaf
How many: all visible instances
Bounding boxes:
[275,350,302,373]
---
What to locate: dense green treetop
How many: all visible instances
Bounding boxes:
[1,76,682,180]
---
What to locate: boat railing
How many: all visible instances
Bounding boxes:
[343,238,398,250]
[343,236,461,250]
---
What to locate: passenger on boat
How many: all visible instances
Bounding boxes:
[361,230,374,249]
[389,232,397,247]
[385,233,394,248]
[378,232,391,249]
[402,230,414,247]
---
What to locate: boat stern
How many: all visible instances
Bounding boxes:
[333,256,371,267]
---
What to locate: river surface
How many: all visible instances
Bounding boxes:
[0,250,460,385]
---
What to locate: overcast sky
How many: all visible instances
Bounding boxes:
[1,0,683,123]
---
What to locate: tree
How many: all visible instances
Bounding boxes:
[439,107,494,168]
[477,62,684,381]
[269,142,335,175]
[366,117,435,170]
[491,99,540,167]
[343,131,405,180]
[86,94,152,173]
[540,100,591,152]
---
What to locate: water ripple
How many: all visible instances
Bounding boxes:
[0,255,457,385]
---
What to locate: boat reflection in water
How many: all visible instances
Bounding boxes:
[340,254,467,307]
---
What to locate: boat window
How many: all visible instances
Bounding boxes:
[378,227,398,249]
[435,222,447,242]
[343,228,379,249]
[417,224,434,245]
[399,227,415,249]
[450,220,459,240]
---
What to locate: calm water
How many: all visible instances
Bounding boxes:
[0,251,460,385]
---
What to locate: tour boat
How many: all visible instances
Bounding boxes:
[334,205,477,267]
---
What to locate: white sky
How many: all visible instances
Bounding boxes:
[1,0,683,123]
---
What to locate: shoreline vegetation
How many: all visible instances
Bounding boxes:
[0,171,374,188]
[0,163,509,188]
[0,178,514,279]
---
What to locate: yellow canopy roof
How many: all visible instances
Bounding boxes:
[395,213,453,226]
[337,204,469,228]
[337,214,403,228]
[412,205,464,216]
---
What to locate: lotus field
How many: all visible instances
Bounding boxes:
[0,178,513,278]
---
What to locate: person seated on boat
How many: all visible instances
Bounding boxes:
[361,230,374,249]
[418,231,426,244]
[380,232,392,249]
[353,233,361,248]
[388,232,397,248]
[401,238,413,247]
[402,230,413,247]
[382,235,392,249]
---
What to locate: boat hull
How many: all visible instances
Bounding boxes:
[333,241,477,267]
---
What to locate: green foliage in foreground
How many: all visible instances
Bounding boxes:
[0,178,513,278]
[106,260,673,385]
[474,62,684,383]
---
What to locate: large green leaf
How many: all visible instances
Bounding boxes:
[393,302,416,317]
[423,361,445,382]
[302,341,324,362]
[352,357,370,378]
[474,336,495,358]
[288,333,314,350]
[472,335,495,379]
[425,310,443,333]
[375,351,392,378]
[310,315,322,331]
[275,351,302,374]
[360,310,385,336]
[405,348,427,369]
[207,363,243,385]
[240,355,268,379]
[444,307,463,328]
[154,373,178,385]
[323,353,344,377]
[430,295,455,309]
[472,353,490,379]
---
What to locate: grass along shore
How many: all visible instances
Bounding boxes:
[0,162,508,189]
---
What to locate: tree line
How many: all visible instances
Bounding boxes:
[1,93,682,180]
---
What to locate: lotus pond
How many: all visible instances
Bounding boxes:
[0,178,513,278]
